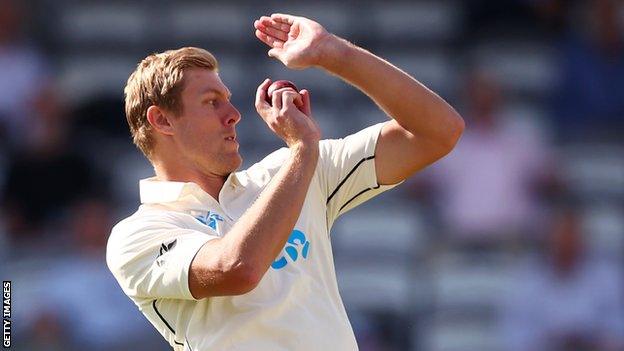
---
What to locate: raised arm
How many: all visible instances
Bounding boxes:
[254,13,464,184]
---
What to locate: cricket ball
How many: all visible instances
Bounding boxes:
[266,80,299,104]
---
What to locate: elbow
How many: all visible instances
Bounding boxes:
[452,112,466,143]
[224,261,264,295]
[424,111,464,161]
[441,111,465,152]
[230,267,263,295]
[190,254,265,298]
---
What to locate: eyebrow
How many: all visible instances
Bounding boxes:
[201,88,232,99]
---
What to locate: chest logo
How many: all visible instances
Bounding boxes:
[195,211,224,231]
[271,230,311,270]
[156,239,177,267]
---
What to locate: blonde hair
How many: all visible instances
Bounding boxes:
[124,47,218,159]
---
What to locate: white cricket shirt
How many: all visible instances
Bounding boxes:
[107,122,400,351]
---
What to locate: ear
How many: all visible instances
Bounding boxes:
[146,105,175,136]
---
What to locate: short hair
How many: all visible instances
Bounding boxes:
[124,47,218,159]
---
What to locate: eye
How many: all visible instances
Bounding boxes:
[204,99,218,107]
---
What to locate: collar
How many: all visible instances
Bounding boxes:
[139,172,242,205]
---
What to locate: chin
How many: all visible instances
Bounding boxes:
[222,153,243,174]
[231,155,243,172]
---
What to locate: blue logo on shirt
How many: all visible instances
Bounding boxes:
[195,211,224,230]
[271,230,310,270]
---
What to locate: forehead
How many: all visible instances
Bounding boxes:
[181,68,230,97]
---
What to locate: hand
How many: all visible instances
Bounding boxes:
[253,13,331,70]
[255,79,320,148]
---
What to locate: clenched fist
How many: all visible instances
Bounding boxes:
[254,78,320,149]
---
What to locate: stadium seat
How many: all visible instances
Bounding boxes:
[384,50,458,97]
[58,55,137,104]
[582,203,624,259]
[422,319,500,351]
[470,40,557,96]
[416,252,512,351]
[370,1,461,43]
[559,144,624,199]
[332,203,427,313]
[337,261,412,310]
[109,148,154,215]
[168,4,248,43]
[331,204,427,257]
[431,258,513,309]
[210,51,248,91]
[59,4,148,46]
[263,3,352,38]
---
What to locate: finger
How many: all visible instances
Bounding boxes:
[299,89,312,116]
[254,18,286,34]
[255,23,289,42]
[272,87,299,101]
[271,13,296,25]
[294,96,304,108]
[272,87,283,110]
[254,30,285,48]
[273,86,299,97]
[254,19,289,41]
[280,90,300,112]
[255,16,290,38]
[293,92,304,107]
[257,16,291,32]
[268,48,283,59]
[255,78,272,111]
[254,29,271,46]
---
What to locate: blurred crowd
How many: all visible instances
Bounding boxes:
[1,0,623,350]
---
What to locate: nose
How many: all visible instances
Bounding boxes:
[225,102,241,126]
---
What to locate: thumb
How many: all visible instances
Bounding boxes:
[268,48,280,59]
[299,89,312,117]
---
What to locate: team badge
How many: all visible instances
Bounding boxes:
[271,230,310,270]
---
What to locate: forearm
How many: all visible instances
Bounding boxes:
[317,35,463,140]
[220,143,318,276]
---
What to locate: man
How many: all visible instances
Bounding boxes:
[422,69,553,244]
[501,206,624,351]
[107,13,464,351]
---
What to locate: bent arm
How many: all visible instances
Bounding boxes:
[317,36,465,184]
[253,13,463,183]
[189,143,318,299]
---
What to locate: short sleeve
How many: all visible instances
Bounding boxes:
[106,212,218,300]
[319,122,402,228]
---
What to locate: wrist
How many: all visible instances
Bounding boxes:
[289,140,319,160]
[314,34,352,71]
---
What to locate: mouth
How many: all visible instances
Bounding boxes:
[224,134,237,143]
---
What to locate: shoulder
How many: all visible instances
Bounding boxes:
[236,123,387,181]
[242,124,387,171]
[109,206,189,239]
[251,147,290,172]
[106,207,189,266]
[234,147,291,187]
[321,122,387,154]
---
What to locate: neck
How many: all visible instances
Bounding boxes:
[153,159,227,201]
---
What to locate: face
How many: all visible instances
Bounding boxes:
[170,68,242,176]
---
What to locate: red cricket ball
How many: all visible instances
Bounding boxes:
[266,80,299,104]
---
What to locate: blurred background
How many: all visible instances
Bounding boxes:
[2,0,623,350]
